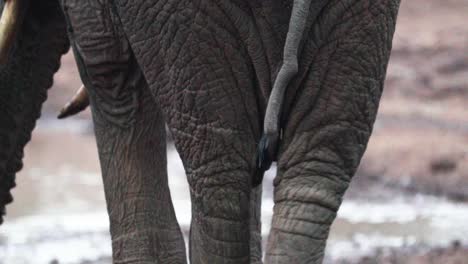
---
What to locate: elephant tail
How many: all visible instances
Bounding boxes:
[255,0,312,186]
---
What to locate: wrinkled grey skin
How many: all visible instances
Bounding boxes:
[0,0,69,223]
[0,0,400,263]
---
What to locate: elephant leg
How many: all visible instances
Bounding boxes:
[61,1,187,263]
[185,140,256,264]
[91,87,187,264]
[249,185,263,264]
[265,0,401,263]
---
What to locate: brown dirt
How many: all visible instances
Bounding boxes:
[356,0,468,201]
[45,51,92,119]
[336,242,468,264]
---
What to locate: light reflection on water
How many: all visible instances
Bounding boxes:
[1,120,467,263]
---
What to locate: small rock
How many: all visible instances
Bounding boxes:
[451,240,461,250]
[430,158,457,174]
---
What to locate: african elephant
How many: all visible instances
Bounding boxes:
[0,0,401,263]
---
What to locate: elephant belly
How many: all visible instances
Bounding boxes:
[60,0,142,127]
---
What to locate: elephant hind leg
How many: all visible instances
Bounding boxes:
[265,0,401,262]
[249,185,263,264]
[186,152,256,264]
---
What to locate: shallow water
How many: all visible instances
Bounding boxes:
[1,119,467,264]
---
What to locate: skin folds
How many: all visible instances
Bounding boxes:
[0,0,69,224]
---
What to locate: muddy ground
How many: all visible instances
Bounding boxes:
[361,0,468,202]
[338,0,468,262]
[342,243,468,264]
[2,0,467,263]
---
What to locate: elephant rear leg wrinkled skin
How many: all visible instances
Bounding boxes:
[61,1,187,263]
[112,1,266,263]
[265,0,401,263]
